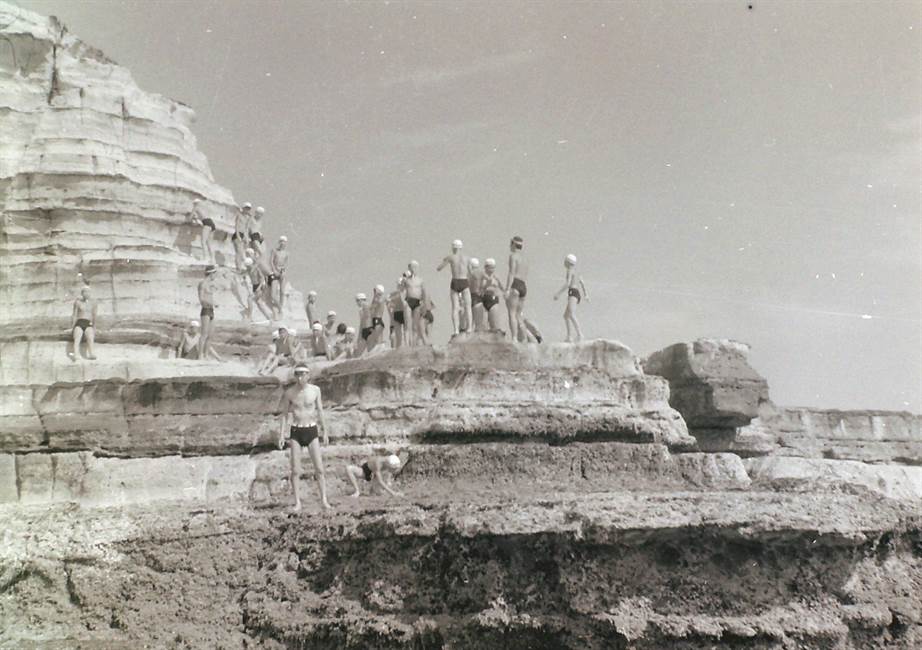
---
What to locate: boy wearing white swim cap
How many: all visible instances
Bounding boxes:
[436,239,472,336]
[176,319,201,360]
[277,364,332,512]
[345,451,404,498]
[553,253,589,342]
[404,261,429,346]
[269,236,290,313]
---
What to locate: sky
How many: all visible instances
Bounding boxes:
[15,0,922,412]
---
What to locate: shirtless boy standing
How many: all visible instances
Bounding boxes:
[467,257,485,332]
[69,286,98,360]
[505,236,531,341]
[345,453,403,498]
[197,265,223,360]
[188,199,216,263]
[436,239,472,336]
[481,258,505,332]
[553,253,589,342]
[354,292,371,356]
[277,364,332,512]
[404,261,428,346]
[270,236,290,312]
[367,284,388,351]
[388,278,408,349]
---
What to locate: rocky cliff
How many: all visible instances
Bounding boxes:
[1,4,920,649]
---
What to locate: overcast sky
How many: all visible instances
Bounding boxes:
[17,0,921,412]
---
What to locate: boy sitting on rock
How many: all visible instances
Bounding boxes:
[345,453,404,498]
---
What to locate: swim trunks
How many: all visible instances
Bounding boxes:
[450,278,470,293]
[568,287,581,303]
[267,274,279,286]
[290,424,319,447]
[201,217,216,229]
[231,231,245,242]
[361,326,374,341]
[200,306,215,319]
[511,277,527,298]
[372,316,385,329]
[424,310,434,324]
[361,462,373,482]
[406,297,421,311]
[249,231,262,243]
[74,318,92,331]
[470,292,483,305]
[482,293,500,311]
[393,310,405,325]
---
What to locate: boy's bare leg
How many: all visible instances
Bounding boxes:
[85,326,97,359]
[288,440,302,512]
[523,315,541,343]
[277,272,287,311]
[345,465,362,497]
[567,296,583,341]
[462,290,472,333]
[449,291,460,334]
[198,316,211,358]
[307,438,332,510]
[201,226,213,263]
[70,327,82,360]
[506,294,520,341]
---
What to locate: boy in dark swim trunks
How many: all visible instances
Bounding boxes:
[482,258,505,332]
[354,292,372,356]
[388,277,408,348]
[505,236,530,342]
[554,253,589,342]
[467,257,485,332]
[69,286,99,360]
[197,265,223,360]
[188,198,216,263]
[367,284,388,351]
[404,261,428,346]
[277,364,332,512]
[436,239,472,336]
[345,452,403,498]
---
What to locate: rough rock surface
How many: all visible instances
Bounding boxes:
[642,338,769,429]
[316,338,693,449]
[0,2,307,337]
[2,4,921,649]
[2,492,920,649]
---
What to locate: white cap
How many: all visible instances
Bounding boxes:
[242,202,252,209]
[287,328,297,335]
[327,310,336,317]
[469,257,480,268]
[409,260,419,268]
[279,235,288,242]
[308,290,317,297]
[272,331,280,339]
[189,319,200,327]
[565,253,577,265]
[244,257,254,266]
[312,323,322,331]
[374,284,385,294]
[484,258,496,267]
[452,239,463,249]
[355,292,367,301]
[255,206,265,215]
[346,326,356,334]
[386,454,401,470]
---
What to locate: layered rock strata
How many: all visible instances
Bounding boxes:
[0,2,307,341]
